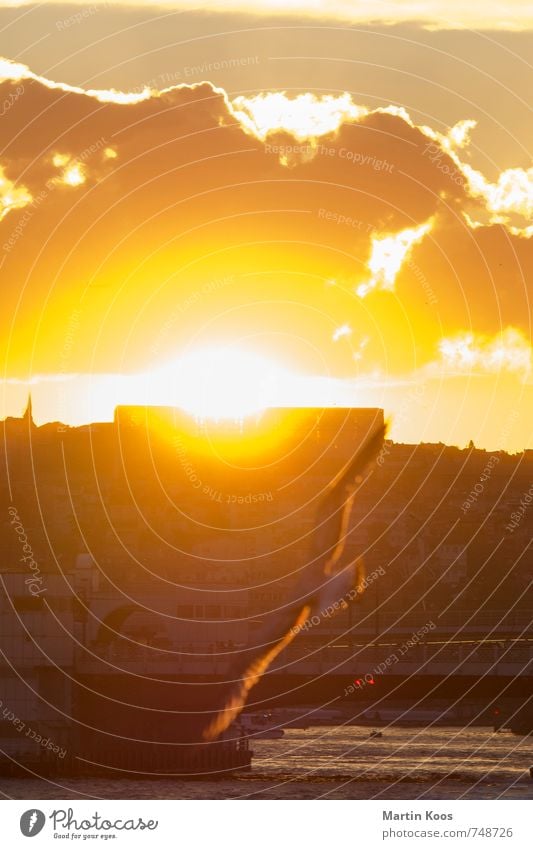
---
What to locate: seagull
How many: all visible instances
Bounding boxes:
[202,420,387,741]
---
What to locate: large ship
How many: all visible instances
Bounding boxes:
[0,405,382,777]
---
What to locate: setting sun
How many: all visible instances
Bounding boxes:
[151,347,291,419]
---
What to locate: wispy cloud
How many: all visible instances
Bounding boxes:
[356,220,433,298]
[436,328,532,378]
[0,57,151,104]
[0,166,32,220]
[3,1,533,30]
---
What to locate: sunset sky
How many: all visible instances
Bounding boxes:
[0,1,531,449]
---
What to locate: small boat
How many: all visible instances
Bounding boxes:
[369,729,383,739]
[239,713,285,739]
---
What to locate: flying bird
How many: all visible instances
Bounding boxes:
[202,420,387,741]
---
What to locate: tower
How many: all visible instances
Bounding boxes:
[22,393,35,428]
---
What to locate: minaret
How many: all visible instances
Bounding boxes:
[22,393,35,428]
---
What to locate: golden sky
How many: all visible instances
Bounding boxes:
[0,2,531,449]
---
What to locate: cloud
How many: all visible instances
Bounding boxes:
[230,92,366,142]
[0,58,530,403]
[462,164,533,226]
[228,93,533,238]
[437,328,532,377]
[357,220,433,298]
[51,154,86,187]
[420,123,533,237]
[2,66,530,242]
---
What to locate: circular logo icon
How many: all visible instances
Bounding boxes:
[20,810,46,837]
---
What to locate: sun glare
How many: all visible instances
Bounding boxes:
[152,348,292,420]
[132,347,366,422]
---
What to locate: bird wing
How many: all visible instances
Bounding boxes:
[202,421,387,741]
[308,421,387,577]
